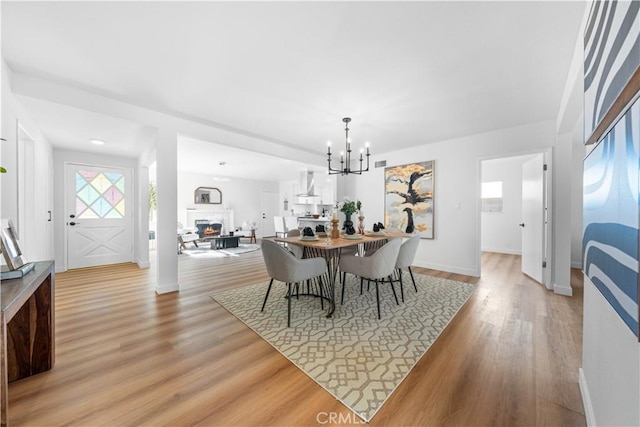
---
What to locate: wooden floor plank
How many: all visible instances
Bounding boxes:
[8,248,586,426]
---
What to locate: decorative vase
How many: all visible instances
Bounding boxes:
[358,215,365,235]
[331,218,340,239]
[342,214,353,230]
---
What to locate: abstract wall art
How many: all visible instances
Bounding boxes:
[584,0,640,145]
[583,98,639,337]
[384,161,434,239]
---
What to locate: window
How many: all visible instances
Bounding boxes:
[482,181,503,212]
[75,170,125,219]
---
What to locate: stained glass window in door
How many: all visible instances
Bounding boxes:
[76,170,125,219]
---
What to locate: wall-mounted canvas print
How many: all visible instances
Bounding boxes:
[583,98,639,338]
[1,218,28,270]
[385,161,434,239]
[583,0,639,144]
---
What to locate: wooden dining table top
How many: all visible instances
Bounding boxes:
[274,231,408,250]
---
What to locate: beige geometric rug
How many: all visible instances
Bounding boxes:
[211,272,475,422]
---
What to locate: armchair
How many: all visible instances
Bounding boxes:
[178,222,199,253]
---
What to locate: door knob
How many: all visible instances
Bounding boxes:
[519,223,525,227]
[69,221,79,226]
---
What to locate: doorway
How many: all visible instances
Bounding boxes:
[65,163,134,269]
[480,151,551,286]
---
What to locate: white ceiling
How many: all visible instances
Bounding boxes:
[177,135,328,181]
[1,1,587,180]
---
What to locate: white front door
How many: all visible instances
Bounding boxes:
[66,164,133,269]
[521,153,547,284]
[260,191,279,238]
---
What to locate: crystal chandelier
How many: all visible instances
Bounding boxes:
[326,117,370,175]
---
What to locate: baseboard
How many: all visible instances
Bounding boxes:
[554,283,573,296]
[414,260,480,278]
[155,283,179,294]
[480,247,521,255]
[579,368,596,426]
[571,261,583,269]
[137,261,150,269]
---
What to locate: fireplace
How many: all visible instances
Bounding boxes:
[195,221,222,238]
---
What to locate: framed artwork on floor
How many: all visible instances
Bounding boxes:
[384,160,434,239]
[1,218,28,270]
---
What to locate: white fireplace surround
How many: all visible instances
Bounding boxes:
[186,209,234,235]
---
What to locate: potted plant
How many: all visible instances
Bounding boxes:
[339,198,361,230]
[1,137,6,173]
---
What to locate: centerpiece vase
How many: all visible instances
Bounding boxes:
[343,214,353,230]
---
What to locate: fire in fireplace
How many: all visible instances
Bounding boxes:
[195,222,222,238]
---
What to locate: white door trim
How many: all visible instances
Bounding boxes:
[542,148,553,289]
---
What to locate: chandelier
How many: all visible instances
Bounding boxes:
[326,117,370,175]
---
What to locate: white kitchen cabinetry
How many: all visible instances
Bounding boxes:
[295,196,315,205]
[319,185,334,206]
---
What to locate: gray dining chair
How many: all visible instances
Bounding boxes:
[338,238,402,319]
[285,229,304,258]
[396,234,420,294]
[261,239,327,327]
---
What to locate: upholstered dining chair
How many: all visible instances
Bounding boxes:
[338,238,402,320]
[339,245,359,285]
[396,235,420,294]
[273,216,287,238]
[284,229,304,258]
[261,239,327,327]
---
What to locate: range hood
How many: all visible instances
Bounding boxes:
[296,170,318,197]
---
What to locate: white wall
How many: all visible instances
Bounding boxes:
[177,171,278,237]
[1,60,54,263]
[52,149,139,272]
[481,155,534,254]
[581,276,640,427]
[570,114,584,268]
[349,120,559,277]
[279,179,297,217]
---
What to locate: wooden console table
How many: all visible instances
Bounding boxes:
[1,260,55,427]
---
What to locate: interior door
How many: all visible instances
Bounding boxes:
[521,153,546,283]
[260,191,279,238]
[66,163,133,269]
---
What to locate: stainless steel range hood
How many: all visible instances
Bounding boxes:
[296,171,318,197]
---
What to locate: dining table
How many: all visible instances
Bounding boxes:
[274,231,407,317]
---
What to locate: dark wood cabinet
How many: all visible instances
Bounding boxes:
[1,261,55,427]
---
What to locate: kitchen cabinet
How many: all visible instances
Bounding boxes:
[295,196,316,205]
[318,184,334,206]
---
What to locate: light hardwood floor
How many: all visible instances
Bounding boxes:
[8,247,586,426]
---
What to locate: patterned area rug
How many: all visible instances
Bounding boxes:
[182,243,260,258]
[211,272,475,422]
